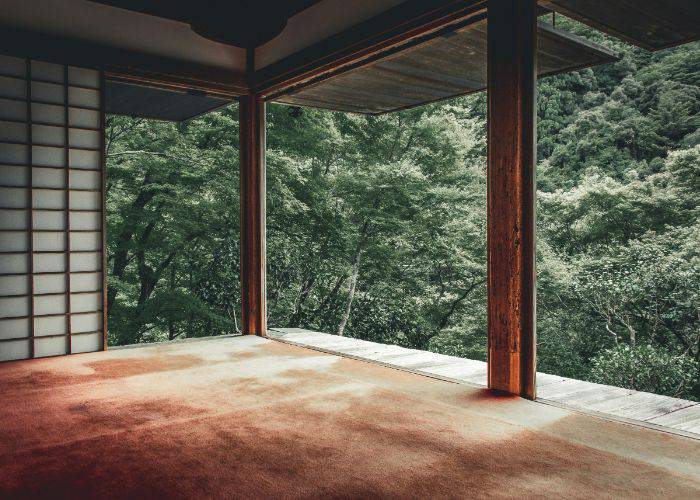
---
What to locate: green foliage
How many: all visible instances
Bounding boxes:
[106,26,699,400]
[105,111,242,345]
[590,345,698,397]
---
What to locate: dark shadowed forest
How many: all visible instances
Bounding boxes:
[106,19,699,400]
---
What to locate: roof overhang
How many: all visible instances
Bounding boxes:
[273,19,619,114]
[542,0,700,51]
[0,0,696,119]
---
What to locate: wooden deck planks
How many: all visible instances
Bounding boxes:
[269,328,700,438]
[648,405,700,433]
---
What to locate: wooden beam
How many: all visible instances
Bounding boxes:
[239,94,267,336]
[486,0,537,399]
[101,72,109,351]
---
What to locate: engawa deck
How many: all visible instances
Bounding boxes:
[269,328,700,439]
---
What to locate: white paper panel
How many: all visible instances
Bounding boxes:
[71,292,101,313]
[70,170,100,190]
[34,210,65,231]
[0,143,28,164]
[71,212,101,231]
[0,99,27,122]
[0,187,28,207]
[0,55,26,78]
[0,253,28,275]
[33,232,66,252]
[0,317,30,340]
[31,61,63,83]
[0,296,30,318]
[31,103,64,126]
[0,339,30,361]
[33,145,65,168]
[35,335,68,357]
[70,252,101,273]
[33,253,66,273]
[34,294,67,316]
[0,231,28,252]
[0,275,29,296]
[34,273,67,294]
[0,165,28,186]
[68,87,99,109]
[68,67,100,89]
[72,311,101,333]
[1,60,103,361]
[70,232,101,251]
[0,210,28,229]
[33,189,66,210]
[70,191,100,210]
[34,315,67,336]
[69,108,99,129]
[33,124,65,147]
[31,81,64,105]
[72,331,102,354]
[69,129,100,149]
[34,210,66,230]
[0,120,28,143]
[71,272,101,292]
[69,149,100,169]
[32,167,64,189]
[0,75,26,100]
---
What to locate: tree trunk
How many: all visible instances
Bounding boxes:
[310,274,347,323]
[288,275,316,327]
[107,175,156,313]
[337,247,362,337]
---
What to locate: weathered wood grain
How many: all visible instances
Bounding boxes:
[486,0,537,399]
[239,94,267,336]
[648,405,700,433]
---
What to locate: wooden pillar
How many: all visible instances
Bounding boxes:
[239,93,267,336]
[486,0,537,399]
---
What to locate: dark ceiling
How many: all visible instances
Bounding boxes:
[89,0,323,47]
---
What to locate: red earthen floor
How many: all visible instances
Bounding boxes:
[1,335,699,499]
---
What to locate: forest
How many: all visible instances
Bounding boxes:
[106,20,699,400]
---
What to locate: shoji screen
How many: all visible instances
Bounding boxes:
[0,56,105,361]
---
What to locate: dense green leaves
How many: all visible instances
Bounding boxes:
[591,345,698,397]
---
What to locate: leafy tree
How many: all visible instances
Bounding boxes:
[591,344,698,397]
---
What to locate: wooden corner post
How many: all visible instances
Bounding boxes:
[239,93,267,336]
[486,0,537,399]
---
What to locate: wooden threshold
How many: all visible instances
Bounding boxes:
[268,328,700,440]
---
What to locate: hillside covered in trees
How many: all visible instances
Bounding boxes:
[106,22,699,400]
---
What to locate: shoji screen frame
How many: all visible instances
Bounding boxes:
[0,56,107,361]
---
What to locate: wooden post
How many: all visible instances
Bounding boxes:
[486,0,537,399]
[239,93,267,336]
